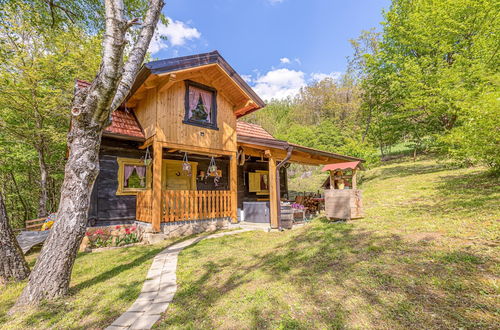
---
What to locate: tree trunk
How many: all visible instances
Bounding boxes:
[0,191,30,284]
[14,124,101,302]
[13,0,164,308]
[36,146,49,217]
[9,171,30,225]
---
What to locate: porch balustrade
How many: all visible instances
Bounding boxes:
[136,190,232,224]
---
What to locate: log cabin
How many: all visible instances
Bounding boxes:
[82,51,363,235]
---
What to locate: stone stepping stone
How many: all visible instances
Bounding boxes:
[106,229,253,330]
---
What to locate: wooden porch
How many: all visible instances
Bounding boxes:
[136,140,238,232]
[136,190,232,224]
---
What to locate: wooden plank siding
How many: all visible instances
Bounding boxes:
[136,190,153,223]
[134,76,238,153]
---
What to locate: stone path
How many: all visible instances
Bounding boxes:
[16,231,50,254]
[106,229,253,330]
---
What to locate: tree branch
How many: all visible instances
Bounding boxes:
[109,0,165,112]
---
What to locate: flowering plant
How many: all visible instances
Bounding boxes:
[291,203,305,210]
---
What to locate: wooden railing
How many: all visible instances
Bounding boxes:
[25,217,47,231]
[136,190,153,223]
[136,189,232,224]
[162,190,231,222]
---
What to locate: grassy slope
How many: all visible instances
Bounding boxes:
[0,240,179,329]
[0,158,498,329]
[156,158,499,329]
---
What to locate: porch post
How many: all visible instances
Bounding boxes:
[352,169,357,190]
[151,140,162,232]
[230,152,238,223]
[268,154,279,229]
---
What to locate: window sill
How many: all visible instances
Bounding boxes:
[116,189,148,196]
[182,120,219,131]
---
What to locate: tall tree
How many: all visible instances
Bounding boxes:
[0,4,101,218]
[13,0,164,307]
[356,0,500,163]
[0,191,30,284]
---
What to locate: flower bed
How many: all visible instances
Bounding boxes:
[81,225,142,251]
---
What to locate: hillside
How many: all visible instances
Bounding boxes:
[156,158,499,329]
[1,158,498,329]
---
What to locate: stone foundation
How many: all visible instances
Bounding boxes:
[136,218,230,242]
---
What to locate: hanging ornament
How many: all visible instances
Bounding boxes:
[142,147,152,166]
[207,156,218,177]
[182,152,192,176]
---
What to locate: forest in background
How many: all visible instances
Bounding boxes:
[0,0,498,227]
[246,0,499,172]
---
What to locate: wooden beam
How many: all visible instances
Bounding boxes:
[157,74,177,93]
[139,136,155,149]
[268,154,279,229]
[157,141,234,156]
[151,140,162,232]
[229,153,238,223]
[352,169,357,190]
[143,74,159,89]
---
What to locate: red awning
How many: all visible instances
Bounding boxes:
[322,161,361,172]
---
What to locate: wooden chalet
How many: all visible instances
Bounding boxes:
[85,51,363,233]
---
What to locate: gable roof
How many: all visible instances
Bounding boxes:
[129,51,265,117]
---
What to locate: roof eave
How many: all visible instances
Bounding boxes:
[102,131,145,142]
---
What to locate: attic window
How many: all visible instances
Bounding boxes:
[183,80,218,130]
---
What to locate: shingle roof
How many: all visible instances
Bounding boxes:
[236,121,275,140]
[75,80,145,141]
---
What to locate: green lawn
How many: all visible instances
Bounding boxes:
[156,158,499,329]
[0,240,179,329]
[1,158,499,329]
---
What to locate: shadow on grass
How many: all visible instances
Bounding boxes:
[160,220,497,329]
[71,247,165,294]
[363,162,453,184]
[408,169,500,219]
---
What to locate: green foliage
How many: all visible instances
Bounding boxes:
[0,2,101,225]
[246,78,379,168]
[355,0,500,169]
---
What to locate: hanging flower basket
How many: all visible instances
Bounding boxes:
[182,152,192,176]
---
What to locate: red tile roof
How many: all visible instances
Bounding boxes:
[75,80,145,140]
[236,121,274,140]
[106,109,145,139]
[322,161,362,172]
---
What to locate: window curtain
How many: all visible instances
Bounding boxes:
[188,87,201,119]
[199,88,212,123]
[188,86,212,123]
[124,165,146,187]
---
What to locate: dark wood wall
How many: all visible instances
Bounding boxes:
[237,158,288,209]
[88,138,145,225]
[88,139,289,224]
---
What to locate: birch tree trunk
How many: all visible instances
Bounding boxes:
[13,0,164,308]
[0,191,30,284]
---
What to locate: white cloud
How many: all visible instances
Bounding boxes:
[268,0,285,4]
[148,18,201,54]
[280,57,291,64]
[252,68,306,101]
[310,71,342,82]
[241,74,253,83]
[248,68,345,100]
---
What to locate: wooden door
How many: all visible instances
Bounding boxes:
[162,159,198,190]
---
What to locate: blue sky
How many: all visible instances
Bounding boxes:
[149,0,390,101]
